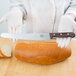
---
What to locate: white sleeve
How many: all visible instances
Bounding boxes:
[10,0,27,19]
[65,0,76,17]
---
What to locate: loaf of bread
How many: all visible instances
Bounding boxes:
[0,38,13,57]
[15,39,71,64]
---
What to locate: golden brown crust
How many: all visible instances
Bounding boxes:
[15,40,71,64]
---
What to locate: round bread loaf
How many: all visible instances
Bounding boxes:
[15,40,71,64]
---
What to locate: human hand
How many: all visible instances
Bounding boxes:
[56,15,76,48]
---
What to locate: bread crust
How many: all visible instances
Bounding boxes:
[15,40,71,64]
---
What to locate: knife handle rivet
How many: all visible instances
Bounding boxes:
[67,33,69,35]
[53,34,55,36]
[60,33,62,35]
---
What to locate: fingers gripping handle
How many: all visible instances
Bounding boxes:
[50,32,75,39]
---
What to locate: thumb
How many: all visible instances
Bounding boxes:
[0,15,7,24]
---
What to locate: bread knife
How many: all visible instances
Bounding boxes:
[0,32,75,41]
